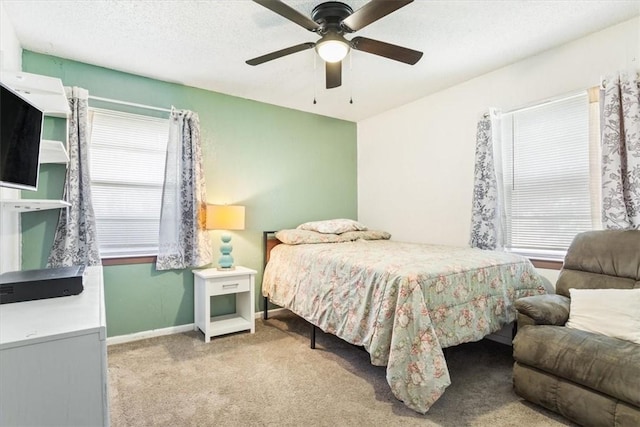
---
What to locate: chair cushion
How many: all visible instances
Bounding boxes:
[566,288,640,344]
[556,230,640,297]
[513,325,640,407]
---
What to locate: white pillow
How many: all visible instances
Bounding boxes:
[297,219,367,234]
[565,288,640,345]
[275,229,346,245]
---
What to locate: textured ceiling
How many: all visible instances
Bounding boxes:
[3,0,640,122]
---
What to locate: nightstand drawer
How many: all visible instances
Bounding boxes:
[208,276,250,296]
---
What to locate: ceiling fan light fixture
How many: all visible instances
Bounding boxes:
[247,0,424,89]
[315,33,350,63]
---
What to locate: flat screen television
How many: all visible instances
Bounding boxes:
[0,81,44,191]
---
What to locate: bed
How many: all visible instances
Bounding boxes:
[261,223,549,414]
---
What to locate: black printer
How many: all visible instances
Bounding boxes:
[0,265,85,304]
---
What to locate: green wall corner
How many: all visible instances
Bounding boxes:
[21,51,357,338]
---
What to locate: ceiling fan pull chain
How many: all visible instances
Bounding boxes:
[313,51,318,104]
[349,50,354,105]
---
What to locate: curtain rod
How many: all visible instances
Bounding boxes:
[501,90,585,116]
[88,95,172,113]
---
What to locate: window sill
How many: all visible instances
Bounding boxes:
[101,255,564,270]
[102,256,157,266]
[530,258,563,271]
[507,248,565,270]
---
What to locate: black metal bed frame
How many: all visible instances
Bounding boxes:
[263,230,318,349]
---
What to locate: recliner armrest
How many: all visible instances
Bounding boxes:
[514,294,570,326]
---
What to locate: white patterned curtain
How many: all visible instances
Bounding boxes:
[48,87,101,267]
[156,109,212,270]
[469,110,504,250]
[600,72,640,230]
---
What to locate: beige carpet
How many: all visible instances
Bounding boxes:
[108,311,575,427]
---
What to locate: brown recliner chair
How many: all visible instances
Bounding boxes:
[512,230,640,427]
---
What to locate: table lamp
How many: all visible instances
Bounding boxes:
[206,204,245,270]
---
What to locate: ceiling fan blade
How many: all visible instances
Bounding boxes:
[326,61,342,89]
[351,36,423,65]
[253,0,321,32]
[246,42,315,66]
[341,0,413,32]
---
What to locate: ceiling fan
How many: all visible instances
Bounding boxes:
[246,0,423,89]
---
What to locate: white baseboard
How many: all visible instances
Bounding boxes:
[255,307,289,319]
[106,323,195,346]
[106,310,512,347]
[106,308,291,346]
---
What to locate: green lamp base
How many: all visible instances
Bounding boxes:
[218,232,235,269]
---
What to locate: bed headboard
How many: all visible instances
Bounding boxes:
[263,231,282,266]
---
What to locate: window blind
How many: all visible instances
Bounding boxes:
[89,109,170,258]
[500,92,593,258]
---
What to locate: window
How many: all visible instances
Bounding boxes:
[499,92,600,260]
[89,109,169,258]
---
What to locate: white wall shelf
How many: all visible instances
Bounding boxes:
[1,199,70,212]
[0,70,70,118]
[0,71,69,274]
[40,140,69,164]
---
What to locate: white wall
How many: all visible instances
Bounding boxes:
[0,2,23,273]
[358,17,639,284]
[0,1,21,71]
[358,17,639,247]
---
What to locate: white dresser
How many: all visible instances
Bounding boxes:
[0,266,109,426]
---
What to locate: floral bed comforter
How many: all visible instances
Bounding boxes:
[262,240,548,413]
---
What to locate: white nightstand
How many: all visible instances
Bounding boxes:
[193,266,257,343]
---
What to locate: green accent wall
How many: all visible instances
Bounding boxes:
[21,51,357,337]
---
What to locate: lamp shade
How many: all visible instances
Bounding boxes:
[206,205,245,231]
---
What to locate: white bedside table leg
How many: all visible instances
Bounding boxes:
[194,280,200,333]
[204,292,211,343]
